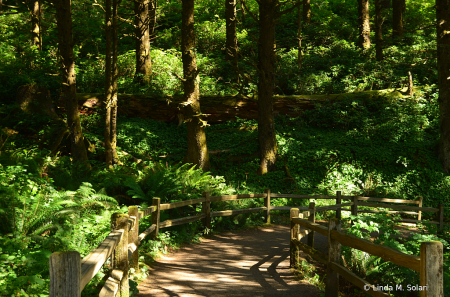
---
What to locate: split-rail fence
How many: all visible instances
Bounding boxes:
[49,190,445,296]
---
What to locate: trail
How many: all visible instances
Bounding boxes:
[137,225,328,297]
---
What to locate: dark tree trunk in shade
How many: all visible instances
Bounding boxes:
[302,0,310,25]
[104,0,113,166]
[225,0,238,71]
[111,0,120,164]
[437,0,450,173]
[134,0,152,84]
[392,0,404,39]
[257,0,278,175]
[181,0,210,171]
[55,0,88,163]
[375,0,383,61]
[358,0,370,49]
[30,0,42,50]
[297,0,302,69]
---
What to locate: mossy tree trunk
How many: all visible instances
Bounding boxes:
[375,0,383,61]
[392,0,404,39]
[134,0,152,84]
[30,0,41,50]
[297,0,302,69]
[225,0,238,75]
[55,0,88,163]
[358,0,370,49]
[181,0,210,171]
[437,0,450,173]
[302,0,310,25]
[257,0,277,175]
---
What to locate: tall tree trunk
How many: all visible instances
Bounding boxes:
[134,0,151,84]
[181,0,210,170]
[375,0,383,61]
[30,0,41,50]
[257,0,277,175]
[302,0,310,25]
[297,0,302,69]
[105,0,113,166]
[437,0,450,173]
[55,0,88,163]
[358,0,370,49]
[392,0,404,39]
[225,0,238,71]
[111,0,120,164]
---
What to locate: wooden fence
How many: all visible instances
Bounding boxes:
[49,190,445,296]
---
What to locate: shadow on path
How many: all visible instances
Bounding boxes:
[137,225,328,297]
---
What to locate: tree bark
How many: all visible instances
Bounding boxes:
[297,0,302,69]
[358,0,370,49]
[30,0,41,50]
[375,0,383,61]
[225,0,238,71]
[55,0,88,163]
[111,0,120,164]
[257,0,277,175]
[134,0,152,84]
[392,0,404,39]
[181,0,210,171]
[302,0,310,25]
[104,0,113,166]
[437,0,450,173]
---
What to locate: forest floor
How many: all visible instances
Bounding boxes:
[136,222,425,297]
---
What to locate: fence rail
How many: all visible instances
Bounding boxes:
[50,190,445,296]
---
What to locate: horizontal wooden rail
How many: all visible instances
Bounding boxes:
[212,207,268,217]
[99,269,124,297]
[209,193,267,202]
[356,197,420,204]
[80,230,123,291]
[270,206,309,211]
[142,206,156,217]
[357,209,419,215]
[315,202,353,212]
[329,262,390,297]
[138,224,156,244]
[358,202,438,212]
[330,230,421,272]
[160,214,206,228]
[291,238,328,264]
[160,197,206,210]
[291,217,328,237]
[270,193,337,199]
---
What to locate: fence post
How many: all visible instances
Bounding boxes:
[151,197,160,240]
[351,196,358,225]
[420,241,443,297]
[290,208,299,268]
[417,196,423,221]
[438,203,444,233]
[128,206,139,273]
[336,191,341,220]
[307,202,315,248]
[264,188,271,224]
[325,219,341,297]
[111,213,129,297]
[202,192,211,229]
[49,251,81,297]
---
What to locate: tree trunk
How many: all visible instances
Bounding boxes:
[55,0,88,163]
[30,0,41,50]
[111,0,120,164]
[257,0,277,175]
[134,0,152,84]
[105,0,113,166]
[358,0,370,49]
[375,0,383,61]
[297,0,302,69]
[225,0,238,71]
[149,0,157,41]
[181,0,210,171]
[392,0,404,39]
[302,0,310,25]
[437,0,450,173]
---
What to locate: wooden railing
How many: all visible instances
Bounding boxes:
[49,190,445,296]
[290,203,445,297]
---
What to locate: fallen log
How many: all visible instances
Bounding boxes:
[73,88,411,124]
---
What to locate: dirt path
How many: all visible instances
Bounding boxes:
[137,225,328,297]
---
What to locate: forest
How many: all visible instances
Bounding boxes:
[0,0,449,295]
